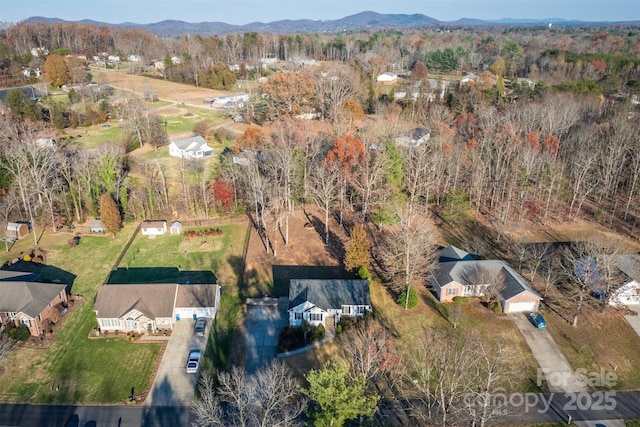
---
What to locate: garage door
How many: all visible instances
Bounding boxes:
[174,307,215,319]
[507,301,537,313]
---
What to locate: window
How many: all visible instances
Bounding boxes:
[309,313,323,322]
[357,306,366,314]
[342,306,352,314]
[447,288,457,296]
[294,312,302,320]
[7,312,16,319]
[125,318,136,329]
[20,318,30,327]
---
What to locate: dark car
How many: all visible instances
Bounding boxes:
[529,312,547,329]
[194,318,207,336]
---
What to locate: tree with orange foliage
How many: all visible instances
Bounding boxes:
[262,72,314,117]
[235,127,265,153]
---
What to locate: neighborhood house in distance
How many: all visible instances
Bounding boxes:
[0,270,69,336]
[288,279,372,328]
[430,246,543,313]
[94,283,221,333]
[168,135,214,159]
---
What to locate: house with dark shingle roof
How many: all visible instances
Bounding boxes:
[430,246,542,314]
[94,283,220,333]
[0,271,68,336]
[288,279,371,328]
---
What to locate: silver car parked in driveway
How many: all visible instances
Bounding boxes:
[186,349,201,374]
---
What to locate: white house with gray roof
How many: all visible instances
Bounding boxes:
[94,283,220,333]
[430,246,542,313]
[169,136,213,159]
[288,279,371,328]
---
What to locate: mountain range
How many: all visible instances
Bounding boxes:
[19,11,638,36]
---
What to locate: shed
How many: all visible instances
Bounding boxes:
[141,220,167,236]
[6,222,29,240]
[170,221,182,235]
[88,219,105,233]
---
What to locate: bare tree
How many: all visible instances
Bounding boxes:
[307,159,340,245]
[381,206,438,309]
[0,334,17,364]
[192,362,305,427]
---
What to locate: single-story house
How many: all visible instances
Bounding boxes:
[0,271,68,337]
[376,72,398,85]
[430,246,542,314]
[168,136,214,159]
[5,222,29,241]
[94,283,221,333]
[395,127,431,148]
[580,254,640,306]
[170,221,182,235]
[288,279,372,329]
[141,220,167,237]
[88,219,105,233]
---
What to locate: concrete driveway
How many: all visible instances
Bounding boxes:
[244,297,289,373]
[144,318,209,406]
[623,305,640,337]
[510,313,588,393]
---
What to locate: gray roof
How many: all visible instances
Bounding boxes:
[0,270,40,282]
[171,136,212,154]
[431,260,541,301]
[289,279,371,310]
[94,284,177,319]
[615,255,640,282]
[0,281,67,318]
[439,245,473,262]
[175,284,219,308]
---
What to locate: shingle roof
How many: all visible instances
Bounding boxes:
[289,279,371,310]
[94,284,177,319]
[175,284,219,308]
[0,281,67,318]
[439,245,474,262]
[0,270,40,282]
[141,220,166,229]
[431,260,540,301]
[171,136,212,154]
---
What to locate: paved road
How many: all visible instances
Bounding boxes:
[0,404,193,427]
[2,391,639,426]
[510,313,589,393]
[144,318,208,406]
[243,297,289,373]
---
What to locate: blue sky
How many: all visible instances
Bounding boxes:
[0,0,638,24]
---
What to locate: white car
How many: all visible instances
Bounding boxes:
[186,349,201,374]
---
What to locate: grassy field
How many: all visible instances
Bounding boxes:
[544,305,640,390]
[0,224,162,403]
[0,220,248,403]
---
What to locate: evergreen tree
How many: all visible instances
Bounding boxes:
[344,224,370,272]
[304,361,378,427]
[99,193,122,238]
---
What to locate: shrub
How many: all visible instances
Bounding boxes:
[357,265,371,281]
[397,287,419,309]
[9,325,29,341]
[488,301,503,314]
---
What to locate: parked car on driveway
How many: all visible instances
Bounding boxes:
[186,349,201,374]
[194,318,207,336]
[529,312,547,329]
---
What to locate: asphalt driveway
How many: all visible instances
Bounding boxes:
[510,313,588,393]
[144,318,209,406]
[244,297,289,373]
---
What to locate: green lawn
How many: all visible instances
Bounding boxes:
[0,221,248,403]
[0,225,163,403]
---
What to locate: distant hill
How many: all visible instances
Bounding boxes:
[20,12,639,36]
